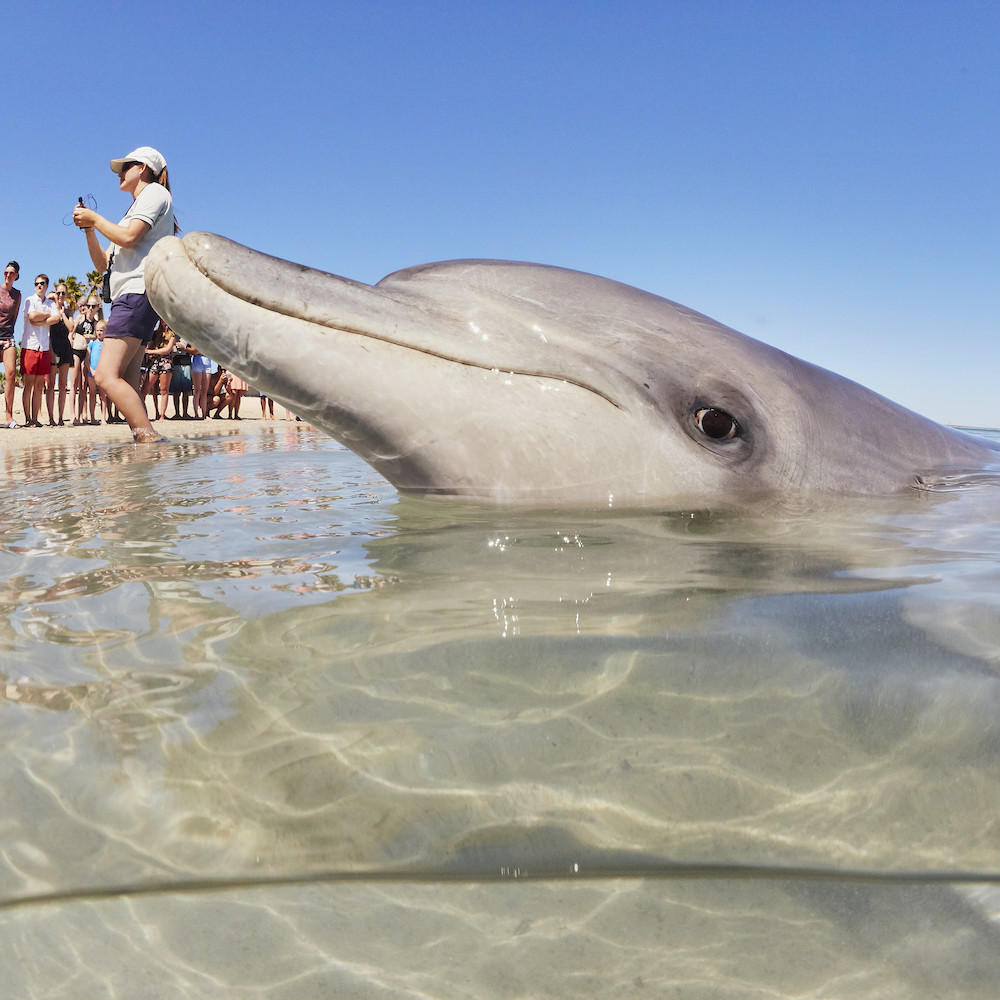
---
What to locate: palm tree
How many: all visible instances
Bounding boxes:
[57,274,86,310]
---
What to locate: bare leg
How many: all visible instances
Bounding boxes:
[71,358,82,424]
[25,373,44,426]
[156,372,169,421]
[45,370,56,425]
[139,369,153,418]
[95,337,166,442]
[56,363,70,424]
[2,344,17,424]
[191,370,208,419]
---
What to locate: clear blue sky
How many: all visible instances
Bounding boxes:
[5,0,998,425]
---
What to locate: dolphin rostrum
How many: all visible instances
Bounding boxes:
[146,232,998,506]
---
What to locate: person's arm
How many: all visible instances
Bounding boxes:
[26,305,61,326]
[74,209,151,273]
[82,227,111,273]
[145,334,177,357]
[74,206,151,250]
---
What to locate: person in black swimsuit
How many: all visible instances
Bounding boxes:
[45,282,76,425]
[71,298,100,424]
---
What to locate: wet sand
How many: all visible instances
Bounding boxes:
[0,394,297,450]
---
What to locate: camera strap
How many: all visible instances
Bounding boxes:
[102,248,116,304]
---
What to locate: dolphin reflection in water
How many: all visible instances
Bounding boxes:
[146,233,999,507]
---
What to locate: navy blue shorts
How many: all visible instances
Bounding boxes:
[104,292,160,345]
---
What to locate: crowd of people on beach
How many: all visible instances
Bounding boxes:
[1,261,274,430]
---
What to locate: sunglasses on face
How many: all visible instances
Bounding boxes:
[35,281,47,287]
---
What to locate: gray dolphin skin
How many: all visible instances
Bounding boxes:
[146,232,998,506]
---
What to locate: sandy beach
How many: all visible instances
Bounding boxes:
[0,392,297,451]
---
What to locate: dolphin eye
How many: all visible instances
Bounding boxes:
[695,407,740,441]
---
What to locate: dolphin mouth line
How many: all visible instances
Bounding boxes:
[376,350,627,412]
[302,316,627,411]
[291,320,629,413]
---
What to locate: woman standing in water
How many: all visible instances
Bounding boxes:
[73,146,176,443]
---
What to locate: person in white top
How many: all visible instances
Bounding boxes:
[20,275,60,427]
[73,145,177,443]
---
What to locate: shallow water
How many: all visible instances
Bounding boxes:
[1,425,999,998]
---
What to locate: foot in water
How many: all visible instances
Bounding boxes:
[133,429,170,444]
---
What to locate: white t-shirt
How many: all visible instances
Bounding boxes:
[21,294,58,351]
[110,183,175,300]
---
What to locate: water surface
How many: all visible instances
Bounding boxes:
[1,425,999,998]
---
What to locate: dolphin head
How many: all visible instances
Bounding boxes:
[146,233,996,507]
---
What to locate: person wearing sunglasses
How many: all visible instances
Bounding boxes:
[1,261,21,428]
[73,145,176,443]
[20,275,61,428]
[45,282,76,426]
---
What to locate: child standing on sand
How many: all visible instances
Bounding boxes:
[87,320,109,424]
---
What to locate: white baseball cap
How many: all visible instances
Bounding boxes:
[109,146,167,176]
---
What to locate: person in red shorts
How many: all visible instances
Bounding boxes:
[20,274,60,428]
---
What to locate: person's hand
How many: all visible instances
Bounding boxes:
[73,205,96,229]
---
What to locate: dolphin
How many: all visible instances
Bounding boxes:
[146,232,999,506]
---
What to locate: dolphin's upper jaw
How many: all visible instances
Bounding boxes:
[161,232,635,410]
